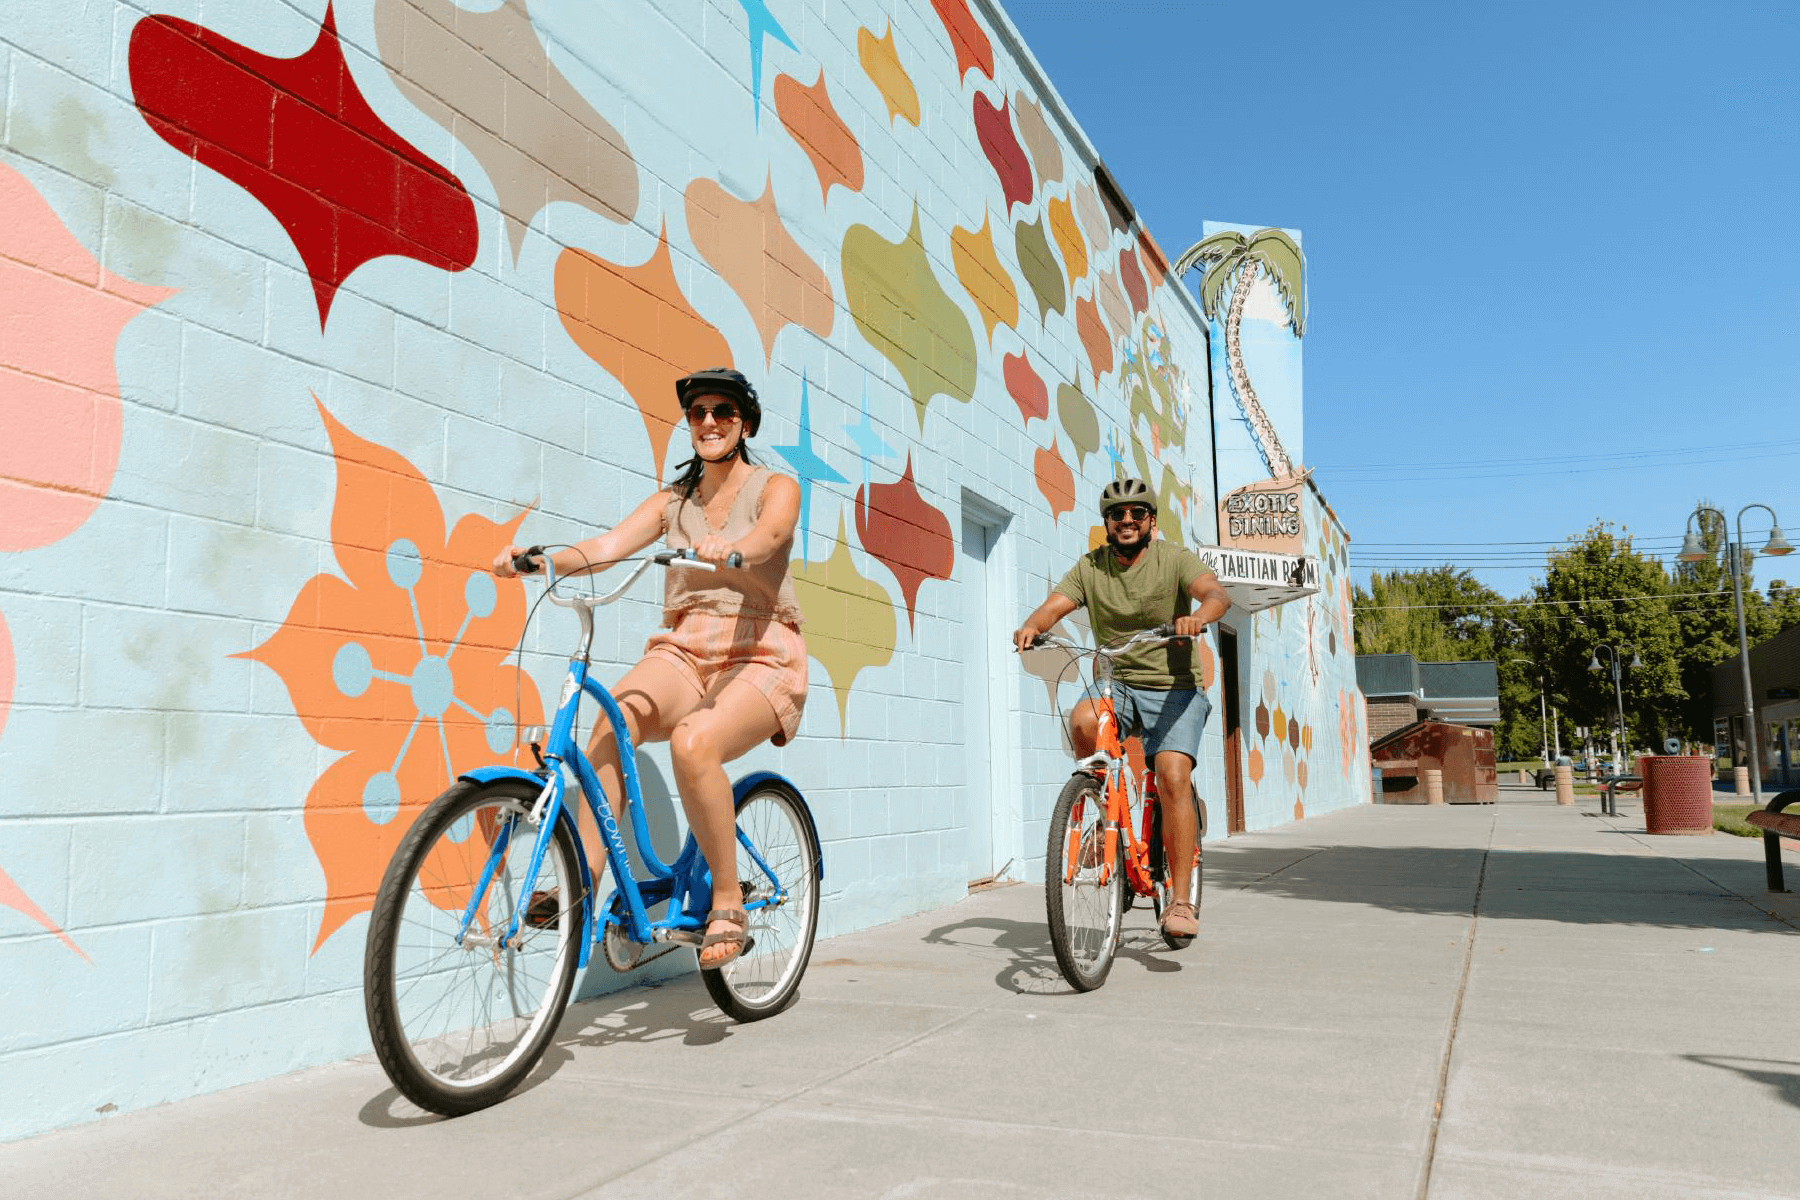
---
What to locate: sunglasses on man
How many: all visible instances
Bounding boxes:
[1106,504,1153,522]
[684,402,741,425]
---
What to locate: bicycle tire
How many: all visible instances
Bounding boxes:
[701,782,821,1021]
[1151,792,1204,950]
[364,778,581,1115]
[1045,773,1123,991]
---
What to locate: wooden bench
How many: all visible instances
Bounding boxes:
[1745,791,1800,892]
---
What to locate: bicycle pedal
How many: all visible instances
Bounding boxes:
[662,928,704,946]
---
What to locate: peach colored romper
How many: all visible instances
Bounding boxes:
[644,467,808,744]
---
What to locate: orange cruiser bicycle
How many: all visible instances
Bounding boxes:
[1027,625,1205,991]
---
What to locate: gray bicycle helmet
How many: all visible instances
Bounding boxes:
[1098,477,1156,518]
[674,367,761,437]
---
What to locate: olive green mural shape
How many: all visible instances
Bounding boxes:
[1013,214,1065,322]
[791,515,897,732]
[1056,379,1098,470]
[1124,318,1185,458]
[843,208,976,426]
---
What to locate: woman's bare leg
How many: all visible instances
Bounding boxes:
[667,678,783,966]
[579,657,702,865]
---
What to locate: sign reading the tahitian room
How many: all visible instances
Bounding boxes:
[1218,477,1306,556]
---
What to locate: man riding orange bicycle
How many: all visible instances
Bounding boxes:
[1013,478,1230,943]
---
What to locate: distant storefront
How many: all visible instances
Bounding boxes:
[1355,654,1500,742]
[1711,624,1800,789]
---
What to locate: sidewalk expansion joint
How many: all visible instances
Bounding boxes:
[1415,808,1495,1200]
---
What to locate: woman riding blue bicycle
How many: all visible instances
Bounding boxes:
[493,366,807,970]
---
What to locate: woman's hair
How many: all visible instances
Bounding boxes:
[669,441,755,499]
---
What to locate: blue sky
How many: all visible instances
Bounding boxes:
[1002,0,1799,599]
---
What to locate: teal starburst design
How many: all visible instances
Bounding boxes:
[738,0,797,127]
[770,371,846,559]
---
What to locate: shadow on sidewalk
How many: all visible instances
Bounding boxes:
[1201,842,1799,934]
[1686,1054,1800,1111]
[922,914,1182,996]
[356,977,729,1128]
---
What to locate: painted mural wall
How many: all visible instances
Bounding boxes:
[0,0,1356,1140]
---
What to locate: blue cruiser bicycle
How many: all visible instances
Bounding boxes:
[363,546,822,1116]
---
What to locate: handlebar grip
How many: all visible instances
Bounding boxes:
[1149,622,1175,637]
[1029,632,1048,648]
[511,545,546,574]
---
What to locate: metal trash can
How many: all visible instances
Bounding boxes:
[1640,755,1713,835]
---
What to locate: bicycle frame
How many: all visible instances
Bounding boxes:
[450,552,811,967]
[1045,629,1186,898]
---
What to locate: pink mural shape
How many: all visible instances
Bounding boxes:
[1120,245,1149,314]
[775,71,865,203]
[0,605,87,958]
[929,0,994,81]
[974,93,1033,212]
[0,164,173,552]
[687,174,835,366]
[129,4,479,328]
[854,454,954,632]
[1003,351,1048,424]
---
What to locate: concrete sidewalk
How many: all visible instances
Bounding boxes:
[7,784,1800,1199]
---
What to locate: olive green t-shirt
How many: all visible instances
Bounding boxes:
[1053,540,1215,689]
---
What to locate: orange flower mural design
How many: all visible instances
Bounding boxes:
[242,400,543,951]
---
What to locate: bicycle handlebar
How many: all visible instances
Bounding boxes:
[1027,623,1186,655]
[511,544,744,612]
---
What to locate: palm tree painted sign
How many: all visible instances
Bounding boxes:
[1173,228,1306,480]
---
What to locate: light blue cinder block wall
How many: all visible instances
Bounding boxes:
[0,0,1362,1141]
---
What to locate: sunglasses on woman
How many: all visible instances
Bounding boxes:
[1106,504,1153,522]
[685,402,741,425]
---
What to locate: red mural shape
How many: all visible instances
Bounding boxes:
[775,72,864,203]
[929,0,994,81]
[1119,245,1149,314]
[1075,294,1113,384]
[854,455,953,633]
[1003,351,1048,424]
[1034,438,1075,523]
[974,93,1032,212]
[129,5,478,328]
[1137,229,1168,291]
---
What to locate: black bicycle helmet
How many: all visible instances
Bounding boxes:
[1098,477,1156,518]
[674,367,761,437]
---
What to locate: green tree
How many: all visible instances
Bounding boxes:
[1532,522,1682,758]
[1353,566,1505,662]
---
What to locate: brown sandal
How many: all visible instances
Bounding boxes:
[698,908,754,969]
[1160,899,1198,939]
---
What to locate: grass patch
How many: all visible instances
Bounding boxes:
[1713,805,1764,838]
[1496,761,1544,773]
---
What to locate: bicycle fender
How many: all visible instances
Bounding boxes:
[459,766,597,968]
[732,770,824,882]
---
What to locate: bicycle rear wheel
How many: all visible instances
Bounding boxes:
[364,778,581,1115]
[1150,792,1204,950]
[1045,773,1123,991]
[702,782,821,1021]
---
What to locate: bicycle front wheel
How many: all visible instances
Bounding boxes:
[702,782,821,1021]
[1045,773,1123,991]
[1152,792,1204,950]
[363,778,582,1115]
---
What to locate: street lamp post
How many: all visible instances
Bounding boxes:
[1680,503,1793,890]
[1588,643,1639,774]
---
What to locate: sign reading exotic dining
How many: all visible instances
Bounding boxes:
[1196,546,1320,613]
[1218,477,1307,556]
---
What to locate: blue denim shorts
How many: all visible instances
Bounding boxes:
[1080,682,1211,763]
